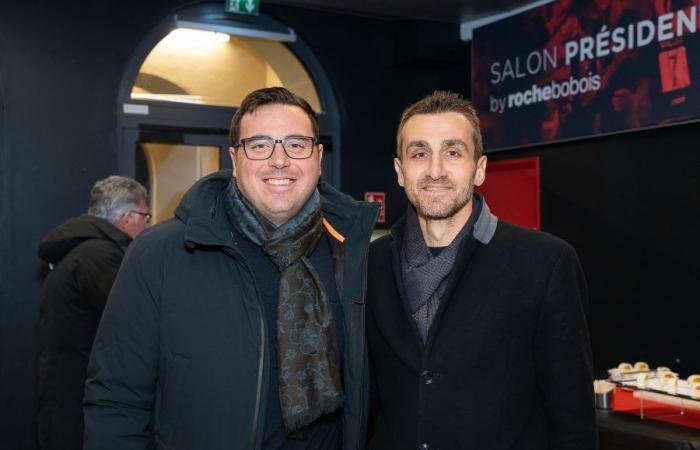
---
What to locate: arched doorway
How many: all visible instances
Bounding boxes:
[117,4,340,223]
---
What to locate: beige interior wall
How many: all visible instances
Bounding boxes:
[141,143,220,223]
[136,31,268,106]
[248,38,321,111]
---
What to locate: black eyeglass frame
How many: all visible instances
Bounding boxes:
[234,135,319,160]
[129,210,152,224]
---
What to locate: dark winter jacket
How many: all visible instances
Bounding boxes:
[84,171,379,450]
[37,214,132,450]
[366,201,597,450]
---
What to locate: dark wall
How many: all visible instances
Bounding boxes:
[0,2,468,449]
[1,2,194,448]
[488,122,700,378]
[268,10,471,222]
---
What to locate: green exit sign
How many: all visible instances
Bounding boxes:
[226,0,260,16]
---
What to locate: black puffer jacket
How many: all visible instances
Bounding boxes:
[37,215,131,450]
[84,171,379,450]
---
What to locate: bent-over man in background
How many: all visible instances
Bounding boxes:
[84,87,379,450]
[38,175,149,450]
[366,91,596,450]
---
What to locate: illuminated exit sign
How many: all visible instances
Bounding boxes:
[226,0,260,16]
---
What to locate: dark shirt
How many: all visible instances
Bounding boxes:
[427,247,446,257]
[235,230,344,450]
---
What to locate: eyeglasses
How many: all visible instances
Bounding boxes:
[235,135,317,160]
[130,210,152,224]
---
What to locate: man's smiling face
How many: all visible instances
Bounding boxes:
[231,104,323,226]
[395,112,486,222]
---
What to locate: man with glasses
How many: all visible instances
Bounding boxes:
[37,175,149,450]
[84,87,379,450]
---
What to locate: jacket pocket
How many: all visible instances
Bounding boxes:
[155,353,192,449]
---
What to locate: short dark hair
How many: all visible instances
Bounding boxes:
[396,90,483,160]
[229,87,320,147]
[87,176,147,224]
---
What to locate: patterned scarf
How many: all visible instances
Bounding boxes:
[223,179,343,433]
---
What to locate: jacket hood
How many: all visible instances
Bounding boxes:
[174,170,229,225]
[38,214,132,264]
[174,170,379,248]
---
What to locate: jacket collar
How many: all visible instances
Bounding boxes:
[390,192,498,246]
[86,215,133,253]
[472,194,498,244]
[38,214,132,264]
[319,181,379,244]
[176,170,379,250]
[175,171,232,249]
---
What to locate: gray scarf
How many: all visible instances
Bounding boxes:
[401,196,482,342]
[224,179,343,433]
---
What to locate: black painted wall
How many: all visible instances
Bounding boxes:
[0,2,181,448]
[488,122,700,379]
[266,9,471,219]
[1,1,698,450]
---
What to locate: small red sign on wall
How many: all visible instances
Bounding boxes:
[475,157,540,230]
[364,192,386,223]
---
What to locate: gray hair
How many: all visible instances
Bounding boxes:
[87,176,148,224]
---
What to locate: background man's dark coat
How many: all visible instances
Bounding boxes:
[37,215,131,450]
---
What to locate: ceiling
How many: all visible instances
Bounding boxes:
[266,0,540,23]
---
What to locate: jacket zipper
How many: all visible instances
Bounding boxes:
[223,245,265,450]
[355,205,380,450]
[250,312,265,450]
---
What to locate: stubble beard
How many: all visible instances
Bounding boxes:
[405,172,476,221]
